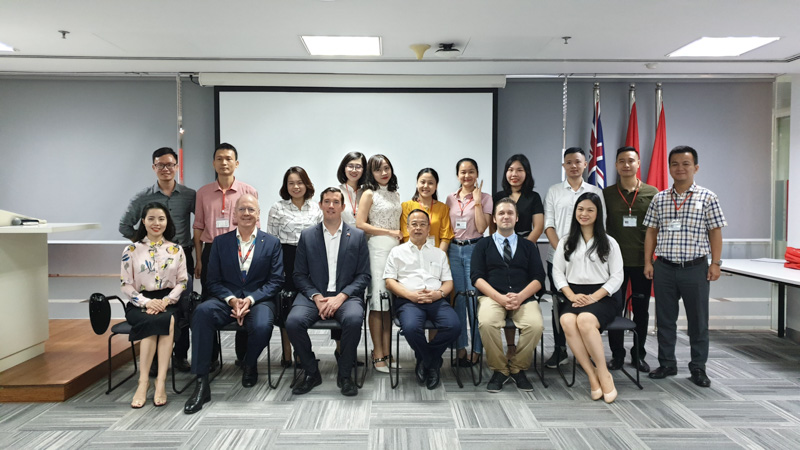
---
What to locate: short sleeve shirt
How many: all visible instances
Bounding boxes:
[492,190,544,237]
[446,189,493,240]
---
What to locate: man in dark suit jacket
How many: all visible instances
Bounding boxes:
[286,187,370,397]
[184,194,283,414]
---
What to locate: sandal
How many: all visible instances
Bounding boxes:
[153,377,167,407]
[372,350,389,373]
[131,380,149,409]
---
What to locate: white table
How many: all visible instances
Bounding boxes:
[0,223,99,371]
[721,259,800,338]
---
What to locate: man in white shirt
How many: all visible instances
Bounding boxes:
[543,147,605,368]
[384,209,460,390]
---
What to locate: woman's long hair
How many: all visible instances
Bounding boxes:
[501,153,534,194]
[563,192,610,262]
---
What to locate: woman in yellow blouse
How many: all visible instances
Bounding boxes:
[121,202,188,408]
[400,168,454,252]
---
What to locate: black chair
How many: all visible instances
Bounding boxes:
[466,289,548,388]
[381,292,463,389]
[553,292,643,389]
[88,292,197,395]
[288,296,369,389]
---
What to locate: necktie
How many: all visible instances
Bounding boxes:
[503,238,512,265]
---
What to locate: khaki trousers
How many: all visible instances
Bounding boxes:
[478,296,543,375]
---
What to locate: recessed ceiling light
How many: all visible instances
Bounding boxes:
[301,36,381,56]
[0,41,15,52]
[668,36,780,57]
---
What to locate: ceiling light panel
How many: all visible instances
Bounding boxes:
[301,36,381,56]
[668,37,780,57]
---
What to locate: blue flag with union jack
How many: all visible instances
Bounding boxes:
[589,100,606,188]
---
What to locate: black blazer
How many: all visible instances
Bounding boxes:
[207,229,284,304]
[293,221,371,301]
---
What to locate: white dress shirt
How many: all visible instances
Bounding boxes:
[551,235,623,296]
[323,221,343,293]
[226,228,258,305]
[383,241,452,292]
[544,179,606,262]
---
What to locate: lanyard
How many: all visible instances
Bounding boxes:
[457,193,473,217]
[672,190,693,212]
[346,185,358,216]
[237,236,256,268]
[616,179,640,215]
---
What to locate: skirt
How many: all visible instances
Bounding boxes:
[367,235,399,311]
[125,288,180,341]
[560,283,617,332]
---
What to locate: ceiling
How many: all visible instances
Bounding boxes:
[1,0,798,78]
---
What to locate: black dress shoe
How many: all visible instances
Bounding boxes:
[690,369,711,387]
[415,360,426,385]
[292,372,322,395]
[607,357,624,371]
[425,368,441,390]
[337,376,358,396]
[648,366,678,379]
[173,358,191,373]
[242,364,258,388]
[632,359,651,373]
[184,376,211,414]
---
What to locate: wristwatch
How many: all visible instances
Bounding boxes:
[712,260,723,266]
[438,289,446,299]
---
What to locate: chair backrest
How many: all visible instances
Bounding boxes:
[89,293,123,335]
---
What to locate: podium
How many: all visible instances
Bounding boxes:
[0,222,99,372]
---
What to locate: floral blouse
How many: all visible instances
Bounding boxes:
[121,238,188,307]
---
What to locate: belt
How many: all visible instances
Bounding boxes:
[453,237,482,246]
[659,256,706,268]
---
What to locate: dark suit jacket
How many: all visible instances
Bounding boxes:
[293,221,370,302]
[470,235,546,304]
[207,229,284,304]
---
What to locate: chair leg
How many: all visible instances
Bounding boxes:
[267,327,288,389]
[469,294,483,386]
[557,353,577,387]
[450,345,464,389]
[619,330,643,389]
[356,313,369,388]
[390,329,399,389]
[531,336,548,388]
[106,333,137,395]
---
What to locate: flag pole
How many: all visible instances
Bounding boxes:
[651,81,663,336]
[561,75,569,181]
[629,83,636,117]
[176,74,184,185]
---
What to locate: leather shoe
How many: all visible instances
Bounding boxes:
[607,357,624,371]
[633,358,651,373]
[415,360,426,385]
[292,371,322,395]
[648,366,677,379]
[242,364,258,388]
[173,358,191,373]
[337,376,358,396]
[183,376,210,414]
[690,369,711,387]
[425,368,441,390]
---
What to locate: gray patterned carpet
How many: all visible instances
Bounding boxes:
[2,328,800,449]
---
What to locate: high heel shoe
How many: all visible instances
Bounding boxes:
[603,388,618,404]
[131,380,149,409]
[153,378,167,407]
[591,388,603,401]
[371,350,389,373]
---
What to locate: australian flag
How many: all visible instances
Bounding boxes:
[588,100,606,188]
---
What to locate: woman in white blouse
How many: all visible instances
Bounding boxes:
[552,192,623,403]
[121,202,187,408]
[267,166,323,366]
[337,152,367,225]
[356,154,402,373]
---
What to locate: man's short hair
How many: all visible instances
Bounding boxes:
[214,142,238,160]
[615,146,639,158]
[319,186,345,204]
[493,197,518,215]
[669,145,698,165]
[407,208,430,223]
[152,147,178,163]
[564,147,586,159]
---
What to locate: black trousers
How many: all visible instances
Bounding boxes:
[172,247,194,360]
[609,266,652,361]
[200,241,247,361]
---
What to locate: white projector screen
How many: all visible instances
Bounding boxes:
[217,88,496,226]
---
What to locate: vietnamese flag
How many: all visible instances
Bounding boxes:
[646,104,668,190]
[625,102,641,178]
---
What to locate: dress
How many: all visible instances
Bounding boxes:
[365,185,402,311]
[120,238,188,341]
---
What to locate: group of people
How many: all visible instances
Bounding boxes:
[118,141,725,412]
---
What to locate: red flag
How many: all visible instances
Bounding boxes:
[625,102,641,178]
[646,104,668,190]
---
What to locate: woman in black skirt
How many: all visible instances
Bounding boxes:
[552,192,623,403]
[121,202,188,408]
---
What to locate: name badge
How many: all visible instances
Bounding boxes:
[427,235,436,246]
[455,220,468,230]
[216,216,230,229]
[623,215,637,227]
[667,219,681,231]
[695,200,703,210]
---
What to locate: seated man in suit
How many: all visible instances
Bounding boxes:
[472,197,546,393]
[184,194,283,414]
[384,209,460,389]
[286,187,371,397]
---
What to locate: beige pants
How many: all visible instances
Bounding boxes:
[478,296,544,375]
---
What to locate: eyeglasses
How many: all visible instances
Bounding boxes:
[237,207,258,214]
[346,164,363,171]
[155,163,177,170]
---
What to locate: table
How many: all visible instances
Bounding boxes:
[721,259,800,338]
[0,223,99,372]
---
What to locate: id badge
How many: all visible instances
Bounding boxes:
[667,219,681,231]
[216,215,230,229]
[455,220,468,230]
[695,200,703,210]
[427,235,436,246]
[623,215,637,227]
